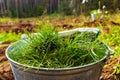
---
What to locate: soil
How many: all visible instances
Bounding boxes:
[0,20,36,33]
[101,56,120,80]
[0,44,14,80]
[0,18,119,33]
[0,19,120,80]
[84,19,120,27]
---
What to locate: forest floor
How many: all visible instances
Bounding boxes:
[0,16,120,80]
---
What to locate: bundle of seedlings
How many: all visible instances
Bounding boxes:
[8,26,108,68]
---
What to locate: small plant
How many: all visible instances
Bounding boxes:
[90,5,108,21]
[8,26,108,68]
[114,64,120,80]
[0,31,21,43]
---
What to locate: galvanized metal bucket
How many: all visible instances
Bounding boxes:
[6,28,113,80]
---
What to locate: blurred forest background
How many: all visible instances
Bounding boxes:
[0,0,120,18]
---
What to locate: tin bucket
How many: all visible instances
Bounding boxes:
[6,28,113,80]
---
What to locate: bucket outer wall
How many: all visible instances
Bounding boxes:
[8,57,105,80]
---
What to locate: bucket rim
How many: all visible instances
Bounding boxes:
[5,40,109,71]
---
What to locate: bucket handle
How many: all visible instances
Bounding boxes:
[103,47,114,63]
[108,47,114,55]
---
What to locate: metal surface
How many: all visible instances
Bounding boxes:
[9,59,104,80]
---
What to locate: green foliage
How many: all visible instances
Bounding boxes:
[59,0,73,15]
[0,18,16,24]
[99,26,120,54]
[34,6,44,16]
[9,4,44,18]
[100,0,119,12]
[4,0,120,17]
[114,65,120,74]
[0,32,21,42]
[9,8,17,17]
[8,26,108,68]
[114,64,120,80]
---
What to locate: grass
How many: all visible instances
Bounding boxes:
[0,31,21,43]
[0,17,18,24]
[8,26,108,68]
[99,26,120,55]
